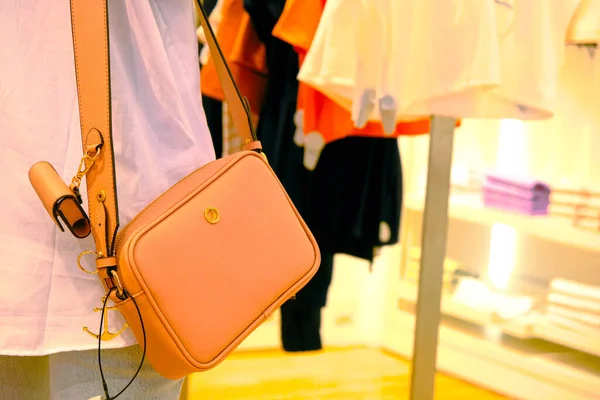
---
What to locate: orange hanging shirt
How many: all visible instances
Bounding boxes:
[200,0,267,116]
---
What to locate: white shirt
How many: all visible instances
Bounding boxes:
[297,0,500,123]
[567,0,600,43]
[300,0,581,124]
[352,0,395,132]
[296,0,361,111]
[396,0,501,118]
[0,0,215,355]
[399,0,581,120]
[297,0,404,132]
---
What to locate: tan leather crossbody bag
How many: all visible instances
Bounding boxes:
[29,0,320,396]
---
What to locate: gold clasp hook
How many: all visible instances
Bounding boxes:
[83,306,129,341]
[70,147,102,202]
[110,270,125,300]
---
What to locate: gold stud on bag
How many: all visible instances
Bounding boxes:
[204,207,221,224]
[28,0,320,394]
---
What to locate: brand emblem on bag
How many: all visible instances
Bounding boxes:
[204,207,220,224]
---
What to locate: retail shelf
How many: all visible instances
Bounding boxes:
[397,278,600,359]
[396,280,534,338]
[383,308,600,400]
[404,193,600,253]
[533,318,600,359]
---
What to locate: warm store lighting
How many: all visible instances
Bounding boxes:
[487,119,525,290]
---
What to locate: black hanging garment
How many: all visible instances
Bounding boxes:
[202,95,223,158]
[198,0,223,158]
[309,136,403,261]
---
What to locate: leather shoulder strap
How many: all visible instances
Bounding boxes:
[195,1,257,144]
[69,0,259,257]
[70,0,119,257]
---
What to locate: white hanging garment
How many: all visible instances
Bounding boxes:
[352,0,397,133]
[567,0,600,43]
[393,0,502,119]
[0,0,215,355]
[300,1,582,124]
[296,0,361,111]
[399,0,582,120]
[299,0,500,122]
[297,0,422,129]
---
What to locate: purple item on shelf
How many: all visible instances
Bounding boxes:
[483,190,549,215]
[485,172,551,198]
[482,172,551,216]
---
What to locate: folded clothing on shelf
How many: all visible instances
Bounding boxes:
[546,313,600,338]
[547,292,600,314]
[452,277,536,319]
[545,277,600,334]
[482,172,551,215]
[546,304,600,327]
[550,277,600,303]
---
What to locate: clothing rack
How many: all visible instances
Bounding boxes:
[409,116,457,400]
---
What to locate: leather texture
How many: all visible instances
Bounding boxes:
[69,0,119,260]
[113,151,319,378]
[29,161,91,239]
[63,0,321,380]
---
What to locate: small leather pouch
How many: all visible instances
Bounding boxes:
[29,161,91,238]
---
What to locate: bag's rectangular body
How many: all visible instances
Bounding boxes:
[112,151,320,379]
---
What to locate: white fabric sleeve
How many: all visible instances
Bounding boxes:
[351,0,381,128]
[298,0,360,110]
[375,0,397,134]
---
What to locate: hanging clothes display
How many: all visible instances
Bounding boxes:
[268,0,403,260]
[300,0,581,122]
[242,0,334,353]
[195,0,582,357]
[236,0,403,263]
[233,0,403,351]
[299,0,580,123]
